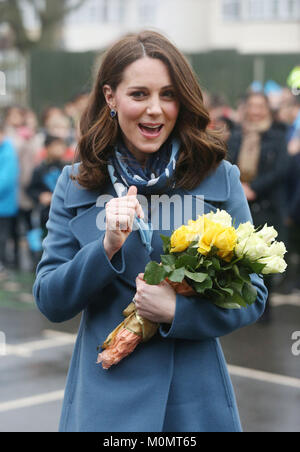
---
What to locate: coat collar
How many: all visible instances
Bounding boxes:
[64,160,231,209]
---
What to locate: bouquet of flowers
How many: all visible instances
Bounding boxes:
[97,210,287,369]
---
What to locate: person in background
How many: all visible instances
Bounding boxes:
[64,91,90,130]
[14,109,44,270]
[214,116,236,143]
[3,106,25,145]
[278,95,300,154]
[207,93,235,129]
[0,121,19,279]
[227,92,289,321]
[277,94,300,293]
[36,108,75,164]
[4,105,27,269]
[27,135,66,240]
[284,141,300,293]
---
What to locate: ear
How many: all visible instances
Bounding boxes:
[103,85,117,110]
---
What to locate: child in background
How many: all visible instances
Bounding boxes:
[0,122,19,279]
[27,135,66,240]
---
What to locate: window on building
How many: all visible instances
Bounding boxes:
[222,0,241,20]
[222,0,300,21]
[67,0,125,25]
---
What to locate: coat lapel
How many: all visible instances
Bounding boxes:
[65,168,151,288]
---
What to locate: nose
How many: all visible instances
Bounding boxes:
[146,95,163,116]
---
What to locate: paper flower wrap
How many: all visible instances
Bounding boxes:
[96,278,196,369]
[97,209,287,369]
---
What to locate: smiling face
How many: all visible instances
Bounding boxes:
[103,57,180,165]
[245,94,271,123]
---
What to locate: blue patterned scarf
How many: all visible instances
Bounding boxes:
[107,138,181,254]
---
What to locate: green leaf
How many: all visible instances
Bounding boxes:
[233,264,241,278]
[213,299,242,310]
[161,254,176,267]
[241,258,266,275]
[242,283,257,305]
[239,267,252,283]
[168,267,185,283]
[184,269,208,283]
[233,264,251,283]
[186,245,199,256]
[215,284,234,297]
[230,280,244,295]
[144,261,168,285]
[193,278,213,294]
[249,262,267,274]
[212,257,221,271]
[161,265,173,273]
[175,255,198,269]
[208,268,216,278]
[231,291,248,308]
[160,234,171,254]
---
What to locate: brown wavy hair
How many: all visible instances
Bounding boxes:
[73,30,227,190]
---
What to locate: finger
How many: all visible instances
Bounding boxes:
[127,186,137,197]
[107,206,136,217]
[126,188,144,220]
[109,197,144,220]
[136,273,145,283]
[107,214,130,231]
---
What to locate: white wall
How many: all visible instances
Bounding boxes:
[210,0,300,54]
[63,0,300,54]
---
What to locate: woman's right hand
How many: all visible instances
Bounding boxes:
[103,186,144,260]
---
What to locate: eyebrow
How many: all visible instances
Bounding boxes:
[127,85,174,90]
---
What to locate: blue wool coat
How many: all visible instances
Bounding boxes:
[33,160,268,432]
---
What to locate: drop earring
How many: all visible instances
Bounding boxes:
[110,109,117,119]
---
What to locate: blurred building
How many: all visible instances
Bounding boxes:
[64,0,300,53]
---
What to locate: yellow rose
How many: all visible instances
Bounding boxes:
[197,218,237,261]
[197,217,225,255]
[170,225,192,253]
[214,227,237,262]
[186,217,204,241]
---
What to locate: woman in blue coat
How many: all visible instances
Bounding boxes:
[33,31,267,432]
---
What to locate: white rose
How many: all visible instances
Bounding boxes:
[235,235,269,260]
[267,241,287,259]
[205,209,232,228]
[258,256,288,274]
[236,222,255,242]
[256,224,278,245]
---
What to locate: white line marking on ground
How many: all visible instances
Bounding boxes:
[229,365,300,389]
[0,366,299,413]
[272,294,300,307]
[4,330,76,357]
[0,390,64,413]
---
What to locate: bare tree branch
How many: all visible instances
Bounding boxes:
[0,0,89,53]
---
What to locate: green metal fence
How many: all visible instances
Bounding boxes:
[29,48,300,116]
[29,49,98,117]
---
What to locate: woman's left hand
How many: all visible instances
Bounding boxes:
[134,273,176,324]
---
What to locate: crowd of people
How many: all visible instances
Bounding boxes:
[0,92,89,276]
[207,86,300,308]
[0,86,299,305]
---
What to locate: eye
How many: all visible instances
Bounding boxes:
[130,91,147,99]
[161,90,176,99]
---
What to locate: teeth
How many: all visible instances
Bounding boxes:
[141,124,162,129]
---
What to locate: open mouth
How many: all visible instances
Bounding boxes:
[138,123,164,136]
